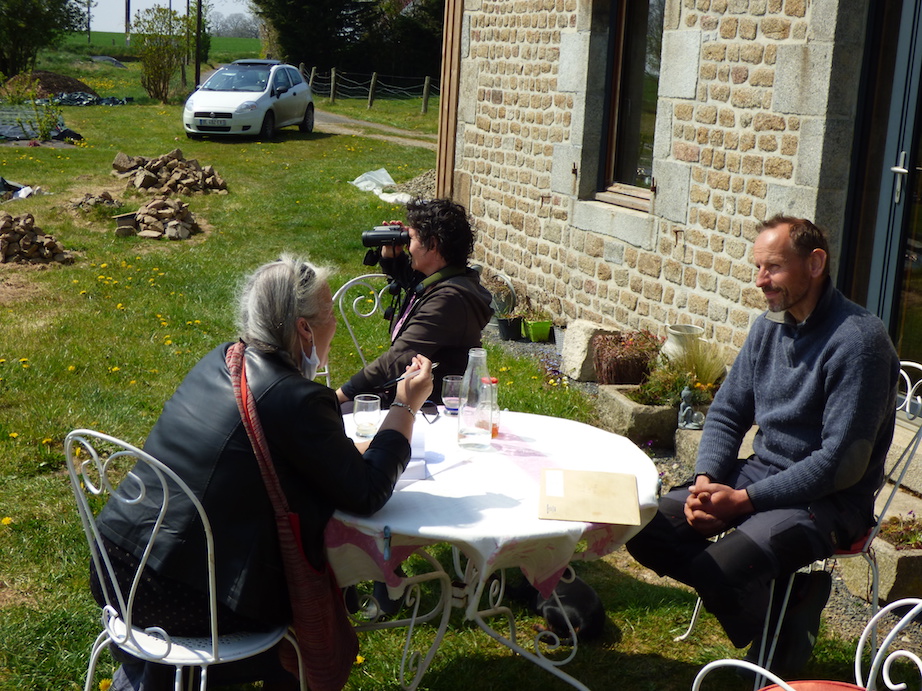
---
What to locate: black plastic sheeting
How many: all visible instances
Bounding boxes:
[0,177,23,193]
[37,92,130,106]
[0,122,83,141]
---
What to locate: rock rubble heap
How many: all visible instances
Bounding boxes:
[0,212,74,264]
[112,149,228,196]
[118,196,200,240]
[67,190,122,211]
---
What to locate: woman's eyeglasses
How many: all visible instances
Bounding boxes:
[419,401,440,424]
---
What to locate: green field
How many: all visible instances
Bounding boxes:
[60,31,261,64]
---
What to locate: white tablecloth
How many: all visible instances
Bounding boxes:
[324,410,659,601]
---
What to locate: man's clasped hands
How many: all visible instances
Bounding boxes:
[685,475,755,536]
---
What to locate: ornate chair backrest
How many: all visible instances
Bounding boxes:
[692,597,922,691]
[317,273,391,386]
[64,429,220,661]
[897,360,922,420]
[855,597,922,690]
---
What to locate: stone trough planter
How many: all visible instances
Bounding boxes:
[596,384,678,449]
[838,538,922,605]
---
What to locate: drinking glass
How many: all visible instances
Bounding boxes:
[441,375,463,415]
[353,394,381,438]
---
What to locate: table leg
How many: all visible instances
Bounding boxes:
[463,565,591,691]
[352,550,453,691]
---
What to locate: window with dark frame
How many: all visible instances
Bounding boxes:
[597,0,664,212]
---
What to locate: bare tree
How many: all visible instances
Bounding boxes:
[212,11,260,38]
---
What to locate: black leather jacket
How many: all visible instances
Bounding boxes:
[97,343,410,624]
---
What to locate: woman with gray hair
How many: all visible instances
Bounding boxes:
[91,255,433,691]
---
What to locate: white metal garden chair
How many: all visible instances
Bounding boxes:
[692,597,922,691]
[65,429,305,691]
[318,272,391,386]
[675,362,922,684]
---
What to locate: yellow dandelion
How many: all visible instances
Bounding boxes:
[99,679,112,691]
[354,655,365,665]
[116,303,125,310]
[1,517,12,526]
[164,339,173,345]
[9,432,18,438]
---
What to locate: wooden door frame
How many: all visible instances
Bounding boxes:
[436,0,464,199]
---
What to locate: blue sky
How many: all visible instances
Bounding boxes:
[89,0,252,33]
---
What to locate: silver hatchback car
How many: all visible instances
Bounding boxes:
[182,59,314,139]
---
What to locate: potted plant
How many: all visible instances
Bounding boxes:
[592,330,664,385]
[629,337,726,407]
[484,274,521,340]
[594,334,724,449]
[519,295,553,342]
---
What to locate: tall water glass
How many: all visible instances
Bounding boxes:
[441,375,463,415]
[353,394,381,438]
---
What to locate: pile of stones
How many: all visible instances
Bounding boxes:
[0,211,74,264]
[111,149,228,196]
[118,196,200,240]
[67,190,122,211]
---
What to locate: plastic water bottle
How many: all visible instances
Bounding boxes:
[458,348,492,449]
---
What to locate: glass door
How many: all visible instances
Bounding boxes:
[866,0,922,362]
[893,163,922,360]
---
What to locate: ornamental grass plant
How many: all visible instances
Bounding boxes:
[629,337,726,407]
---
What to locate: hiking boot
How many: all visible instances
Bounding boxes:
[738,571,831,679]
[772,570,831,674]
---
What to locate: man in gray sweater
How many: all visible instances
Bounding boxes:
[626,215,900,673]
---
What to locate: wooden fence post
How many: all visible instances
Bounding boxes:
[330,68,337,103]
[421,76,431,114]
[309,66,316,89]
[367,72,378,109]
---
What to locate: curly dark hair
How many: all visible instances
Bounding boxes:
[405,198,475,267]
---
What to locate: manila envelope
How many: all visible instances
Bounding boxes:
[539,469,641,525]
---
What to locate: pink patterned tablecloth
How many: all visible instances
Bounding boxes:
[324,410,659,613]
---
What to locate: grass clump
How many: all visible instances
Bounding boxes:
[629,339,726,407]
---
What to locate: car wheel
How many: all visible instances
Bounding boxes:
[258,111,275,140]
[299,103,315,133]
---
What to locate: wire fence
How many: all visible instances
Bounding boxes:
[300,67,440,102]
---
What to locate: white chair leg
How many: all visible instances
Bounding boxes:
[754,574,796,691]
[674,596,704,642]
[868,552,880,656]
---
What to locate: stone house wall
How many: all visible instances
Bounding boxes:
[454,0,866,354]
